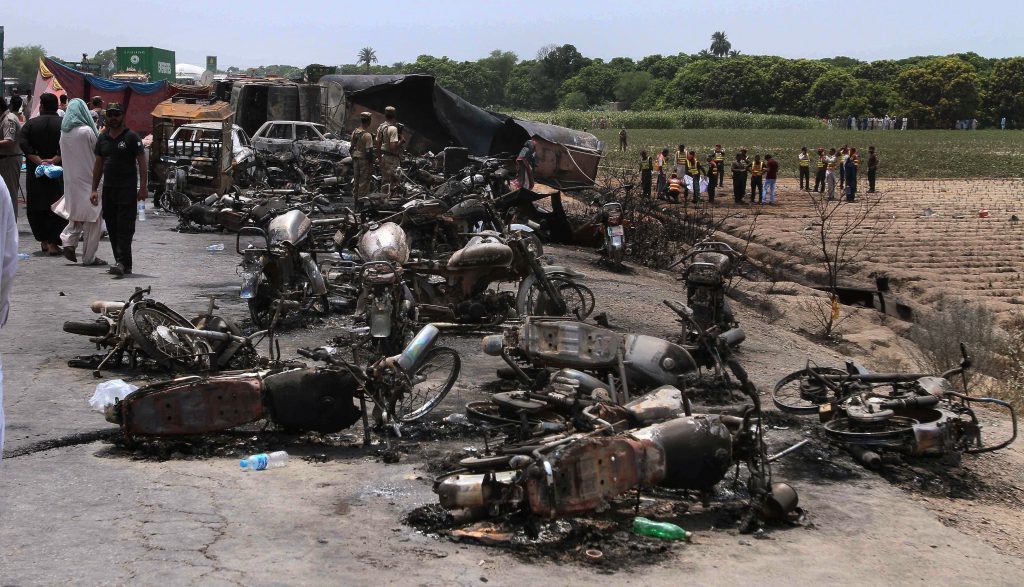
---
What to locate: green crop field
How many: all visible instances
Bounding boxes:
[580,129,1023,179]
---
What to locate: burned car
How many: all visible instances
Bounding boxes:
[251,120,350,159]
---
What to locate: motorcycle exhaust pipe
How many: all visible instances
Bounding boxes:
[718,327,746,348]
[393,324,440,373]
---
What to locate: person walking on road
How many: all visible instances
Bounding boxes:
[92,102,147,277]
[639,150,653,198]
[19,93,67,255]
[797,147,810,191]
[59,98,106,266]
[0,176,19,460]
[731,153,747,204]
[714,144,725,188]
[749,155,764,204]
[349,112,375,200]
[515,138,536,191]
[867,146,879,193]
[764,154,779,205]
[813,147,826,193]
[0,98,22,218]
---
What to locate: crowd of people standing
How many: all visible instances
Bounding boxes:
[0,92,147,277]
[638,143,879,206]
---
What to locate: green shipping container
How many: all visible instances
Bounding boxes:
[116,46,176,82]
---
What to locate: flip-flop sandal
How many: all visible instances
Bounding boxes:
[85,258,108,266]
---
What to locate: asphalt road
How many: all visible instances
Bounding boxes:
[1,201,1022,585]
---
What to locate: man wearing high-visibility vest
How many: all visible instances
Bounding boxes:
[749,155,764,204]
[705,153,718,204]
[798,147,811,192]
[685,150,703,204]
[813,147,827,193]
[714,144,725,188]
[673,144,688,199]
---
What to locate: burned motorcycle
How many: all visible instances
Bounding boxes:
[434,370,800,531]
[596,202,627,267]
[237,209,334,327]
[484,313,748,401]
[353,260,417,359]
[669,240,741,341]
[772,344,1018,468]
[104,324,460,444]
[63,287,216,377]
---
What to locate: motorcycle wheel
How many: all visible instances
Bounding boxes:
[771,366,850,415]
[519,278,594,320]
[125,300,210,370]
[522,233,544,258]
[822,416,917,444]
[158,190,191,213]
[396,346,461,423]
[247,284,276,329]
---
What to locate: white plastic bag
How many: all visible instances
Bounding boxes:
[89,379,138,412]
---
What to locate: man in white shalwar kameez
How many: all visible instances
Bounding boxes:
[0,177,19,460]
[59,99,106,266]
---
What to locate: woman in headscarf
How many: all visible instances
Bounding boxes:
[58,98,106,265]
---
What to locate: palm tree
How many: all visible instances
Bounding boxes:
[710,32,732,58]
[357,47,378,73]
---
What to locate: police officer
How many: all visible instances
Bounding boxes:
[685,150,703,204]
[705,153,718,204]
[673,144,688,200]
[375,105,404,194]
[798,146,810,191]
[813,147,827,193]
[350,112,375,199]
[713,144,725,188]
[639,150,653,197]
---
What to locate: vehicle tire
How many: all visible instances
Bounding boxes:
[158,190,191,213]
[822,416,917,443]
[396,346,460,422]
[247,283,276,329]
[771,366,850,415]
[125,300,208,370]
[63,320,110,337]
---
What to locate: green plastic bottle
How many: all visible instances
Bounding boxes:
[633,516,692,541]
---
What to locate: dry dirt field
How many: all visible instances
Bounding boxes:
[715,178,1024,324]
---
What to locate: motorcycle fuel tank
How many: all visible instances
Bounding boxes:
[267,209,312,246]
[358,222,410,265]
[446,235,514,270]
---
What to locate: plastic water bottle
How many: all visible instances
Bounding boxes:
[633,517,691,541]
[206,243,225,252]
[137,200,146,222]
[240,451,288,471]
[17,253,30,261]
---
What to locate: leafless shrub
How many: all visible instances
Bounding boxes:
[755,293,785,324]
[997,313,1024,411]
[907,299,1004,391]
[802,190,894,335]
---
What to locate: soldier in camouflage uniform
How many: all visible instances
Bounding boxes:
[375,106,404,195]
[350,112,375,199]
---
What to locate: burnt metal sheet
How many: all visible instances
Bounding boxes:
[519,319,624,369]
[319,74,602,184]
[525,437,664,517]
[120,375,265,437]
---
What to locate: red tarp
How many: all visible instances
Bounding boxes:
[42,58,181,135]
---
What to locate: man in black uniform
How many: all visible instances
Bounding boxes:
[18,93,66,254]
[91,102,147,277]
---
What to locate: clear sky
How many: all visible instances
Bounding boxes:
[3,0,1020,68]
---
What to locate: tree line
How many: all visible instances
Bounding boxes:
[5,40,1023,128]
